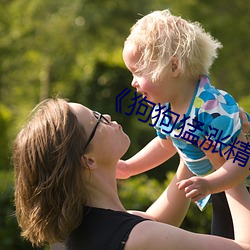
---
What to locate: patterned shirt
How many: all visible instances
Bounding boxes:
[154,75,247,177]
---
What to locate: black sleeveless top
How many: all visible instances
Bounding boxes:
[65,206,148,250]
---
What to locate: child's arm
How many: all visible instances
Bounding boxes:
[177,131,250,201]
[116,136,177,179]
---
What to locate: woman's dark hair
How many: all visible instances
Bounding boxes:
[13,98,88,246]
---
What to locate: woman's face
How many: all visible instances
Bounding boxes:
[68,103,130,160]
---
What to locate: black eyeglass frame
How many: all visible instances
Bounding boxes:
[83,111,109,151]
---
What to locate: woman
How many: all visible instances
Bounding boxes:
[13,98,250,249]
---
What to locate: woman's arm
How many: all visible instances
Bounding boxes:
[225,184,250,244]
[125,184,250,250]
[128,159,192,226]
[144,159,192,226]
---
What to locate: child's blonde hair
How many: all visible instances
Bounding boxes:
[125,9,222,81]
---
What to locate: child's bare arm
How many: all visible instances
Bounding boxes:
[116,136,176,179]
[177,131,250,201]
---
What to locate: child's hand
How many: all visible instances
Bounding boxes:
[239,107,250,139]
[116,160,131,179]
[177,176,211,202]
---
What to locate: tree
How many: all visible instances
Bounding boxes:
[0,1,249,248]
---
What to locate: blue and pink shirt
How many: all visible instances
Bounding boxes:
[154,75,250,185]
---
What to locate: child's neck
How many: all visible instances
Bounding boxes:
[169,77,198,116]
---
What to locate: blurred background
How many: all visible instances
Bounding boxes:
[0,0,249,249]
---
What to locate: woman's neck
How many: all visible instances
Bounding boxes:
[84,166,126,212]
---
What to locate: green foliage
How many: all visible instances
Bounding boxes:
[184,203,212,234]
[0,0,249,248]
[0,104,13,170]
[0,171,44,249]
[239,95,250,113]
[118,172,212,234]
[119,174,164,210]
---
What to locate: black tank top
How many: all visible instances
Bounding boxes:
[66,206,148,250]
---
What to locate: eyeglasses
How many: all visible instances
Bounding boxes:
[84,111,110,151]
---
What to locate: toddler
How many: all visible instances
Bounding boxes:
[118,9,250,239]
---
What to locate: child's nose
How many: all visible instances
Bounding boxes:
[131,77,138,88]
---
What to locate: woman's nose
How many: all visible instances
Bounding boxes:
[103,114,111,123]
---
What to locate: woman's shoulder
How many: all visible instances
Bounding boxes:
[66,206,148,250]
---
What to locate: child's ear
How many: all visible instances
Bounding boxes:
[171,57,180,77]
[171,63,178,72]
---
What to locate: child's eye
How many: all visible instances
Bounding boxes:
[134,71,142,77]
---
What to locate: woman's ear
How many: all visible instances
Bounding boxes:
[171,57,180,77]
[82,155,97,169]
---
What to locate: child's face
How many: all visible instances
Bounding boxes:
[122,43,171,104]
